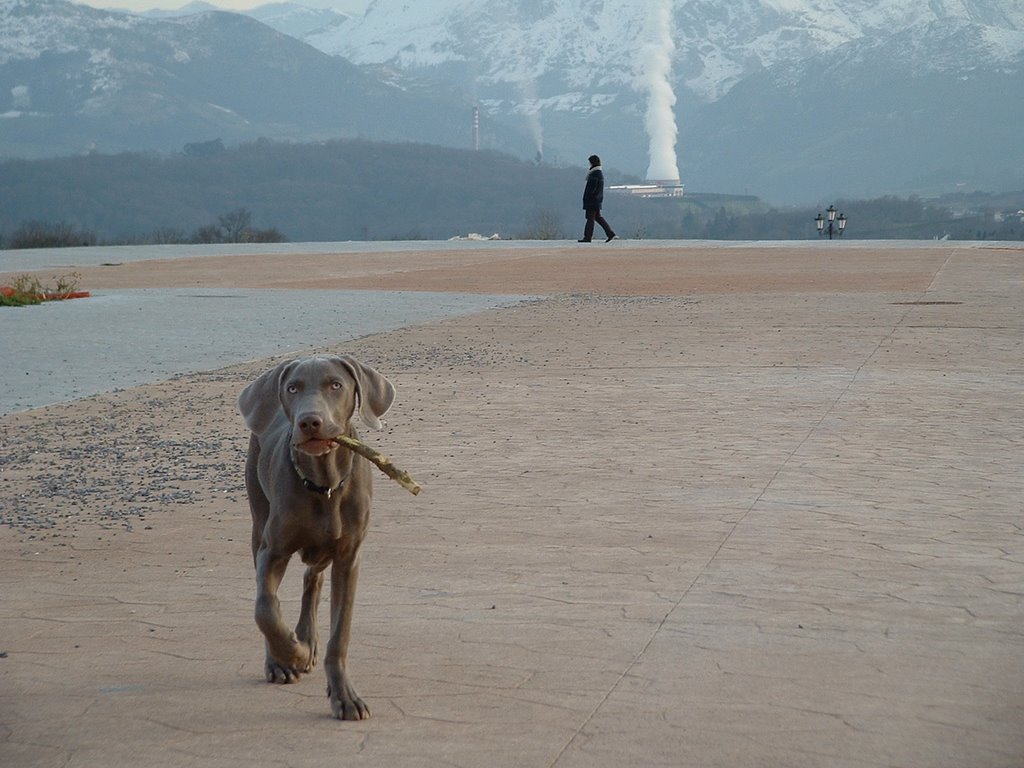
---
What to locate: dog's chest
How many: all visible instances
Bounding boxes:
[293,499,344,552]
[299,541,339,568]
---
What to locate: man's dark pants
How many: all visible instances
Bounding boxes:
[582,209,614,241]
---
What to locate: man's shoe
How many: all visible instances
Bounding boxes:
[605,234,617,242]
[577,238,591,242]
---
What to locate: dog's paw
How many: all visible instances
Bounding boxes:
[303,637,319,672]
[268,640,314,683]
[265,655,302,684]
[327,682,371,720]
[265,643,312,684]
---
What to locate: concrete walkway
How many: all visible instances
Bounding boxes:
[0,287,529,415]
[0,241,1021,767]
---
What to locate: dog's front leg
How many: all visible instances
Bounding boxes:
[325,551,370,720]
[255,546,313,683]
[295,565,326,671]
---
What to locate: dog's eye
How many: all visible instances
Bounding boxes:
[286,384,298,394]
[330,381,343,390]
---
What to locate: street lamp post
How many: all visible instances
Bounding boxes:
[815,205,847,239]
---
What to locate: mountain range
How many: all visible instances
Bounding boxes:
[0,0,516,160]
[1,0,1022,202]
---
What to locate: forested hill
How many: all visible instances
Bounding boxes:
[0,141,578,241]
[1,140,1021,244]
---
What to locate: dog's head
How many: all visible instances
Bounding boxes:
[238,355,395,455]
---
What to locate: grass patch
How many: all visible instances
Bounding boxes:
[0,273,86,307]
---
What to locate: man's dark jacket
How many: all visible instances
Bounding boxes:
[582,166,604,211]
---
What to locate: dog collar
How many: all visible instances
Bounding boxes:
[294,464,346,499]
[289,442,349,499]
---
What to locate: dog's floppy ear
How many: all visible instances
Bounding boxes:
[238,359,296,435]
[334,355,395,430]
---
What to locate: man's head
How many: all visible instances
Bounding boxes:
[588,154,600,168]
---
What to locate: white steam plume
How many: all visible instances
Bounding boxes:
[513,24,543,159]
[637,0,679,181]
[518,75,544,159]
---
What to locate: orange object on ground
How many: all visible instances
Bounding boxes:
[1,286,91,300]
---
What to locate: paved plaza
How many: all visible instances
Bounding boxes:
[1,241,1021,767]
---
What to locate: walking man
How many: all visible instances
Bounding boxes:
[579,154,616,242]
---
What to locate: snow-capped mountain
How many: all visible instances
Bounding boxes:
[685,18,1024,199]
[140,1,219,18]
[309,0,1024,101]
[299,0,1024,198]
[241,2,350,40]
[0,0,479,158]
[137,2,351,41]
[1,0,1022,200]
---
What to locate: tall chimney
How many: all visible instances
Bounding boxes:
[472,106,480,151]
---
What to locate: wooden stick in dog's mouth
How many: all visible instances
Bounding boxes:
[331,435,422,496]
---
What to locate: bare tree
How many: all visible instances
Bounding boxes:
[519,209,563,240]
[218,208,253,243]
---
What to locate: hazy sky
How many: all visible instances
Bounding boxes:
[72,0,372,13]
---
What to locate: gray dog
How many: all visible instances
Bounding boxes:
[238,355,395,720]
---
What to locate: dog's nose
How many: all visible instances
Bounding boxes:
[297,412,324,435]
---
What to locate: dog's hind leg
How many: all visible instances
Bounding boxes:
[245,434,270,568]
